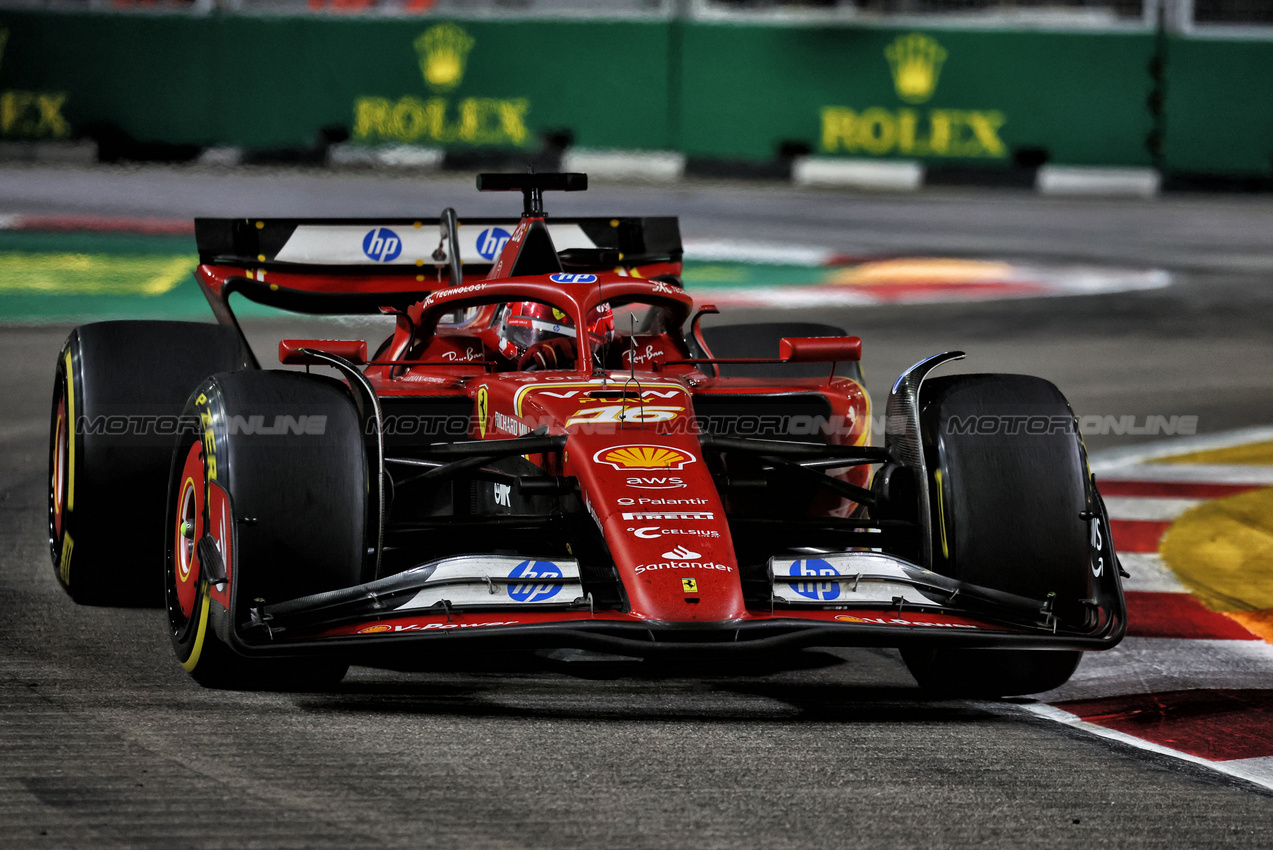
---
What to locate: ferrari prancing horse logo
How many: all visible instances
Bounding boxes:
[477,386,489,438]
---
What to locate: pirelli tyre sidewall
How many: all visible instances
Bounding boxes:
[905,373,1091,697]
[49,321,250,606]
[166,370,366,688]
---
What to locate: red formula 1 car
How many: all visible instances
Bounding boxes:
[48,173,1125,695]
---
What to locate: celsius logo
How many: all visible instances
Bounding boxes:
[507,560,562,603]
[476,227,511,260]
[549,273,598,283]
[787,559,841,601]
[362,228,402,262]
[661,546,701,560]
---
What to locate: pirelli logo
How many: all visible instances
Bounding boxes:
[621,511,714,521]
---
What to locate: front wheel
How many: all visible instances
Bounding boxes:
[166,370,367,690]
[901,373,1093,697]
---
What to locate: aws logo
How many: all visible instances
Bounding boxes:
[819,32,1006,160]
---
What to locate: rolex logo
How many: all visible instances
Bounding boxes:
[885,33,947,104]
[414,23,474,92]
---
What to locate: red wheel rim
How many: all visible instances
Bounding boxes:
[174,440,204,619]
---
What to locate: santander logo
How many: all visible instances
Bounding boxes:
[661,546,701,561]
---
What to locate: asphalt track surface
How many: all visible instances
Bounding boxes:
[2,165,1272,847]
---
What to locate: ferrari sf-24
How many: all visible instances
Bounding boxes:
[48,173,1125,695]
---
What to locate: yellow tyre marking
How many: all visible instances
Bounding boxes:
[63,350,75,511]
[934,468,949,559]
[181,587,212,672]
[58,532,74,586]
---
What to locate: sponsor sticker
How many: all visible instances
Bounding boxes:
[549,273,597,283]
[507,560,563,603]
[661,546,701,560]
[595,445,696,470]
[475,227,512,260]
[832,614,977,630]
[787,559,842,601]
[635,560,733,574]
[476,386,489,438]
[357,620,521,634]
[362,227,403,262]
[622,511,714,521]
[625,476,685,490]
[682,578,698,593]
[628,526,720,540]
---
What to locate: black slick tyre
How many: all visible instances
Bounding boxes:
[49,321,251,606]
[166,370,365,690]
[901,373,1091,698]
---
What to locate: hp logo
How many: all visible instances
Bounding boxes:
[787,559,841,601]
[507,560,563,603]
[549,273,598,284]
[476,227,512,261]
[362,228,402,262]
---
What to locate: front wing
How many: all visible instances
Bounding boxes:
[218,543,1126,662]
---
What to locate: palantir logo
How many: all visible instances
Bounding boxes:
[476,227,511,260]
[507,560,562,603]
[362,227,402,262]
[788,559,841,601]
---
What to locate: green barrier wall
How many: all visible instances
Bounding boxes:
[677,22,1157,167]
[1161,35,1273,177]
[0,9,1270,178]
[0,11,674,150]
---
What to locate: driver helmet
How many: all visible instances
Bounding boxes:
[495,301,614,360]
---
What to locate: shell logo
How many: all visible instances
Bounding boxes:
[594,445,696,470]
[357,624,393,634]
[834,615,865,623]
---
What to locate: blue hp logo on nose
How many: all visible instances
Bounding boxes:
[362,228,402,262]
[476,227,512,260]
[788,559,841,601]
[507,560,563,603]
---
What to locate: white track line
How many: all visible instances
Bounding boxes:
[1103,496,1203,521]
[1118,553,1189,593]
[1089,425,1273,472]
[1021,703,1273,793]
[1096,464,1273,485]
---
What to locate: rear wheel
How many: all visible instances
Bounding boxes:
[165,370,366,690]
[901,373,1091,697]
[49,321,251,606]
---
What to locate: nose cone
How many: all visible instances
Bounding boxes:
[569,437,747,623]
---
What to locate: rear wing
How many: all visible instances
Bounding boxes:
[194,216,682,272]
